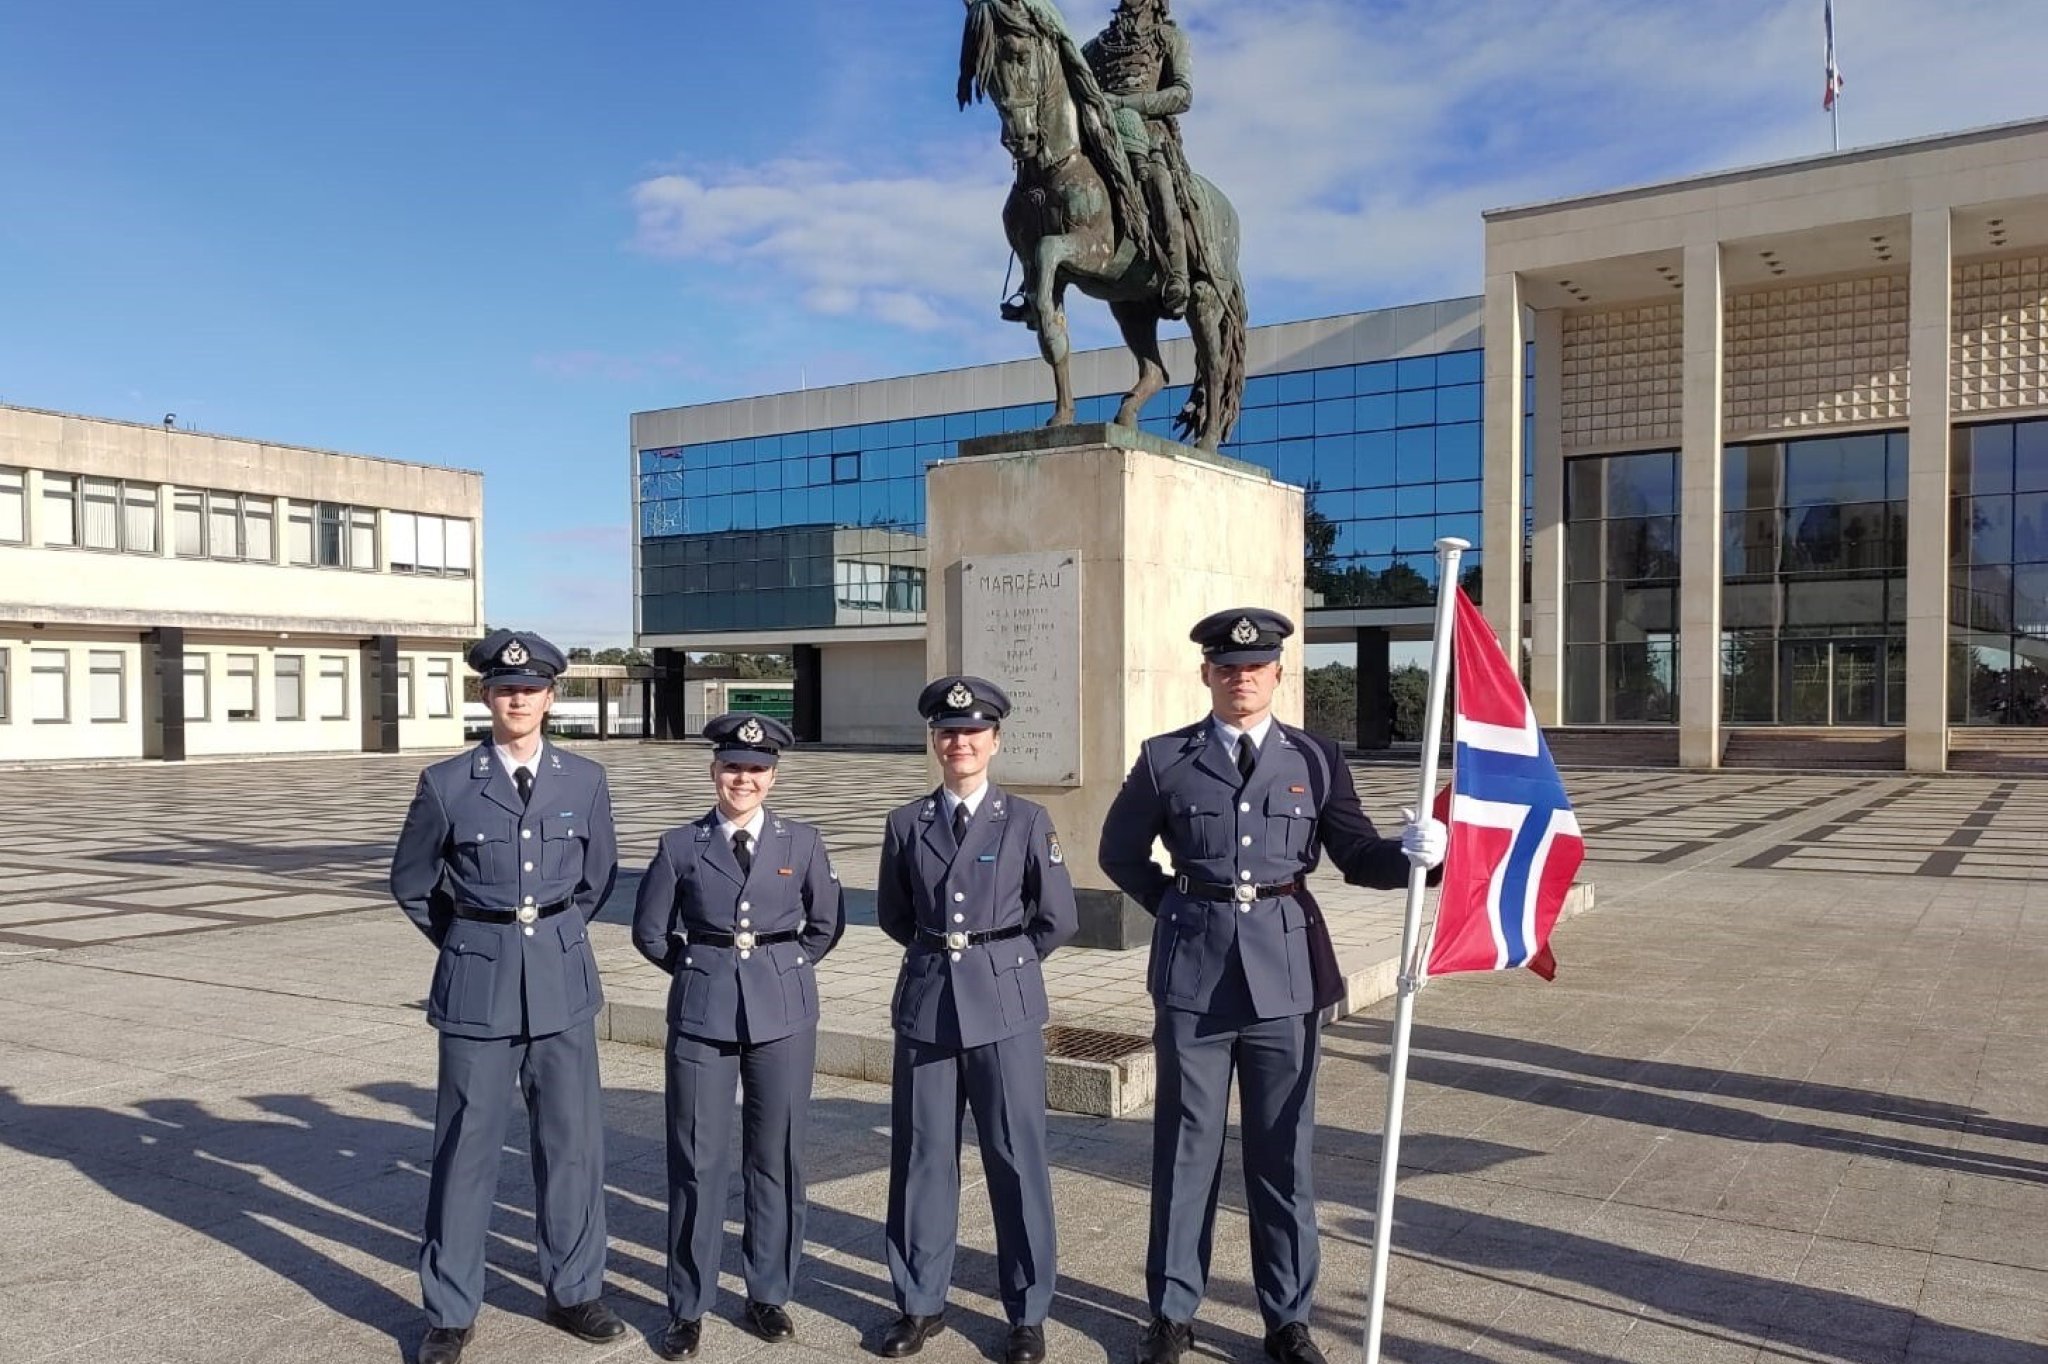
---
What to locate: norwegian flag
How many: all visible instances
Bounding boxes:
[1426,588,1583,981]
[1823,0,1844,111]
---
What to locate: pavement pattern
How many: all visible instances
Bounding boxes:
[1,745,2045,1362]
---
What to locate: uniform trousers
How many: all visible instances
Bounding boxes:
[664,1026,818,1319]
[886,1029,1057,1325]
[1147,1002,1321,1332]
[422,1021,607,1328]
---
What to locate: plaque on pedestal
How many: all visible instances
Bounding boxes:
[961,550,1082,787]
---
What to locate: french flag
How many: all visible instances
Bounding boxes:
[1823,0,1844,111]
[1427,588,1583,981]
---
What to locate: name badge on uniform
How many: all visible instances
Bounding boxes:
[978,854,996,862]
[778,867,793,876]
[1289,785,1306,794]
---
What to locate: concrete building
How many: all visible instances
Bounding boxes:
[0,405,481,762]
[1484,117,2048,771]
[631,116,2048,769]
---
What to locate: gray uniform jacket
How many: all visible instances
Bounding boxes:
[630,810,844,1044]
[1099,720,1416,1019]
[390,742,619,1040]
[877,785,1079,1050]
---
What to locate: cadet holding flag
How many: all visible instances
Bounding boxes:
[1097,610,1446,1364]
[630,713,845,1360]
[389,630,625,1364]
[874,677,1079,1364]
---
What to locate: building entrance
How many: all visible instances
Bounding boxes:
[1781,637,1887,726]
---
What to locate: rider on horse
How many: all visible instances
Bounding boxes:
[1084,0,1192,319]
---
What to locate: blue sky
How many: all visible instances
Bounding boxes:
[2,0,2039,645]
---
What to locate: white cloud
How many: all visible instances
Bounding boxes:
[628,0,2048,336]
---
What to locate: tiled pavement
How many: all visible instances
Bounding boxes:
[2,744,2045,1362]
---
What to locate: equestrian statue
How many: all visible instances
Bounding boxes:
[959,0,1247,451]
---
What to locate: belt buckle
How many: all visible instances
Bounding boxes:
[945,930,970,951]
[734,929,756,951]
[1234,883,1257,904]
[515,904,539,925]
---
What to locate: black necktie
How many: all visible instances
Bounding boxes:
[952,802,971,846]
[732,830,753,875]
[1235,734,1257,783]
[514,768,533,807]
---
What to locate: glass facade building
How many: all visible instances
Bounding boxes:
[635,341,1489,636]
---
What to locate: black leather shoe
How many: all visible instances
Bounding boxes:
[1005,1322,1047,1364]
[545,1298,628,1343]
[1264,1321,1328,1364]
[877,1313,946,1357]
[418,1325,473,1364]
[745,1299,796,1342]
[655,1317,702,1361]
[1134,1316,1194,1364]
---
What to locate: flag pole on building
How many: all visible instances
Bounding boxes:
[1824,0,1844,151]
[1360,534,1467,1364]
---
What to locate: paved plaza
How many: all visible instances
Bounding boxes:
[1,744,2046,1362]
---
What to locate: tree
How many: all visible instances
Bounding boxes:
[1303,662,1356,743]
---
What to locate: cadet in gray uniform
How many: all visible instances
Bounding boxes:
[389,630,626,1364]
[630,713,845,1361]
[875,677,1079,1364]
[1098,610,1445,1364]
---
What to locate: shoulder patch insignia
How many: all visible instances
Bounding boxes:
[1047,833,1064,865]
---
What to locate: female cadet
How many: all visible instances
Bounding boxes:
[631,713,845,1360]
[873,676,1078,1364]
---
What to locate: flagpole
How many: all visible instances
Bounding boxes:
[1361,534,1468,1364]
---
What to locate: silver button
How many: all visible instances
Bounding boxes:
[740,901,750,911]
[950,951,962,962]
[522,829,532,840]
[953,891,965,902]
[523,861,534,872]
[740,950,751,961]
[797,955,806,965]
[739,919,751,929]
[1294,806,1302,816]
[523,895,535,905]
[475,832,486,842]
[524,926,535,936]
[566,829,573,836]
[1239,802,1250,812]
[1238,905,1249,914]
[1017,955,1026,965]
[953,912,965,923]
[1240,835,1252,846]
[1240,870,1252,881]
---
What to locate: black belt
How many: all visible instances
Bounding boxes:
[917,923,1026,951]
[454,898,572,925]
[690,929,800,949]
[1174,874,1303,904]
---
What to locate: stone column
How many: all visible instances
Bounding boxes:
[1481,272,1526,652]
[1905,207,1953,772]
[1528,308,1566,726]
[364,634,399,753]
[1678,239,1725,768]
[148,626,186,762]
[792,643,822,743]
[926,425,1304,950]
[651,647,688,740]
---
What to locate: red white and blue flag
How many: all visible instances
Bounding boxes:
[1426,588,1582,981]
[1823,0,1844,111]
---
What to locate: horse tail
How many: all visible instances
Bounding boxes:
[1215,276,1247,443]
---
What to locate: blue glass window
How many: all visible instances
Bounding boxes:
[1276,371,1315,404]
[1396,356,1437,390]
[1357,361,1396,394]
[1437,479,1483,514]
[1396,428,1435,482]
[1274,440,1313,487]
[1313,398,1351,436]
[915,415,945,444]
[1314,366,1356,400]
[1437,383,1482,423]
[1238,407,1278,443]
[1277,404,1314,440]
[1397,483,1435,516]
[1436,424,1481,481]
[1438,349,1483,385]
[832,453,860,484]
[1397,389,1436,428]
[1243,374,1279,407]
[1355,432,1397,483]
[1355,394,1395,432]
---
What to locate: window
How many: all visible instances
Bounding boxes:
[174,489,206,556]
[209,491,243,559]
[831,453,860,483]
[30,649,68,723]
[390,513,474,576]
[88,651,125,723]
[224,654,258,721]
[286,501,314,564]
[245,498,274,561]
[182,654,209,722]
[81,478,121,549]
[1951,417,2048,725]
[0,468,22,543]
[0,647,9,721]
[425,658,453,718]
[123,483,157,553]
[276,655,305,721]
[348,507,377,569]
[317,655,349,719]
[1564,450,1680,725]
[42,475,77,547]
[396,656,416,720]
[317,503,345,566]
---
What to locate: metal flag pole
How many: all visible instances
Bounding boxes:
[1361,535,1468,1364]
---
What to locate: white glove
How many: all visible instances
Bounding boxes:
[1400,808,1448,870]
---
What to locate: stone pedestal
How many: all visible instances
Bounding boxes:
[926,424,1305,949]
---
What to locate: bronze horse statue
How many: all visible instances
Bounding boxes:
[959,0,1246,451]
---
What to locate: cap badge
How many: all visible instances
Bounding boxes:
[501,638,530,667]
[945,681,974,709]
[737,717,765,745]
[1230,617,1259,645]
